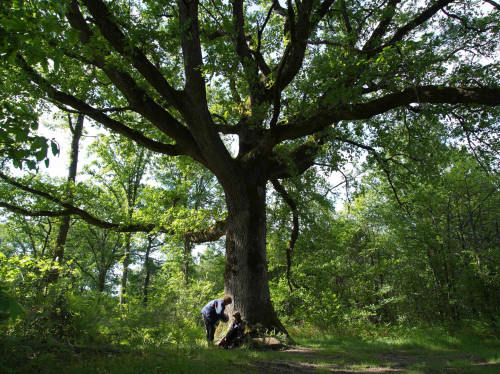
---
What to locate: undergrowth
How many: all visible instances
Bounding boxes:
[1,290,499,373]
[2,322,499,373]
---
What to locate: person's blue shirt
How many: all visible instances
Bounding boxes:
[201,298,229,324]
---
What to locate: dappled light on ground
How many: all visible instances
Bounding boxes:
[235,345,500,373]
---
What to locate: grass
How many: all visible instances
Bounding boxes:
[2,326,499,373]
[286,326,500,373]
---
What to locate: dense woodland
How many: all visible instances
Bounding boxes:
[1,0,500,357]
[2,137,499,345]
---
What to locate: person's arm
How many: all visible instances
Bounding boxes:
[215,300,229,322]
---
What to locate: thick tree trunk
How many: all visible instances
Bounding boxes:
[177,0,289,336]
[223,177,287,335]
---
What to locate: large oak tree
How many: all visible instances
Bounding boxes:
[1,0,499,333]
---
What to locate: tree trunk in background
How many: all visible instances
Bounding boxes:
[49,114,84,284]
[120,148,149,304]
[143,236,153,305]
[98,268,107,293]
[120,232,131,305]
[183,238,191,284]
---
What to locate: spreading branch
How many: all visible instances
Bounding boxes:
[65,1,205,163]
[17,55,203,162]
[333,136,408,211]
[482,0,500,10]
[185,220,227,243]
[79,0,186,111]
[383,0,455,49]
[232,0,266,103]
[268,130,331,179]
[0,171,226,241]
[267,86,500,153]
[363,0,402,51]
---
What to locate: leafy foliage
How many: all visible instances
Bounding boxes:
[0,100,59,170]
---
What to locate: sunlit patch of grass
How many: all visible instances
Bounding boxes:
[489,353,500,364]
[284,325,500,374]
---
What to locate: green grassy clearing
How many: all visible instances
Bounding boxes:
[2,327,499,373]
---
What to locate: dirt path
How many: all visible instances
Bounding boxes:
[236,346,497,373]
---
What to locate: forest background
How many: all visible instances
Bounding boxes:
[1,0,500,372]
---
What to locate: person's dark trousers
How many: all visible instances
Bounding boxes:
[202,314,215,341]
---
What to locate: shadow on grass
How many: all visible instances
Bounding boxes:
[248,331,500,374]
[2,330,499,373]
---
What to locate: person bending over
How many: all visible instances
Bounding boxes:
[201,294,232,345]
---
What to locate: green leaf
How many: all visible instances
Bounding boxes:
[13,149,25,160]
[35,149,46,161]
[40,58,49,73]
[5,49,18,65]
[31,136,46,150]
[0,17,27,32]
[0,289,23,321]
[53,57,60,73]
[55,3,65,18]
[9,300,23,320]
[51,140,59,156]
[13,0,25,9]
[18,103,29,113]
[68,29,80,46]
[0,293,9,314]
[30,120,39,131]
[26,160,37,170]
[12,159,22,169]
[14,130,28,142]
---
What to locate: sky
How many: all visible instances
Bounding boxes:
[37,113,103,180]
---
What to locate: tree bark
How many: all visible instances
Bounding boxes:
[223,176,287,335]
[98,268,107,293]
[143,236,153,305]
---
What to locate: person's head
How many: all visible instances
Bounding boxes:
[222,294,232,305]
[232,311,241,321]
